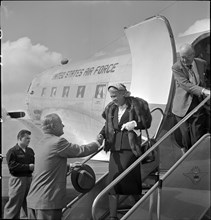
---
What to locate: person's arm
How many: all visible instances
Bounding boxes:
[57,138,101,158]
[28,148,35,171]
[201,88,210,96]
[122,98,152,131]
[173,66,204,97]
[30,148,35,164]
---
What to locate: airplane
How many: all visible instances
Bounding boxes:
[1,15,210,219]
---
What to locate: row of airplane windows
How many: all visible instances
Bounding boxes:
[38,84,107,99]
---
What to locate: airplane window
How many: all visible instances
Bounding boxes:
[41,88,47,96]
[50,87,57,97]
[62,86,70,97]
[76,86,85,98]
[95,84,106,99]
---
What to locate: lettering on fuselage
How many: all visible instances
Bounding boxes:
[52,63,119,80]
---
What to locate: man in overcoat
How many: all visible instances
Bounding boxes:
[26,113,103,220]
[172,43,210,154]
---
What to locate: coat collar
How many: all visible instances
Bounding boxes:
[179,59,193,75]
[178,58,198,70]
[14,143,28,153]
[178,59,200,84]
[112,105,129,129]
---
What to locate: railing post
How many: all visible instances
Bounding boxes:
[157,179,163,220]
[149,192,155,220]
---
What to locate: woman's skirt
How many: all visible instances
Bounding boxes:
[108,150,142,195]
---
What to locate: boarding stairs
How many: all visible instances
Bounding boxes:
[62,95,210,220]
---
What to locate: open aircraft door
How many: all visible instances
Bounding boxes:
[124,15,177,107]
[125,15,181,170]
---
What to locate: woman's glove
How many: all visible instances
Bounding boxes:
[121,120,137,131]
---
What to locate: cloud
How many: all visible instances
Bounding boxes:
[2,37,62,96]
[178,18,210,37]
[93,35,130,58]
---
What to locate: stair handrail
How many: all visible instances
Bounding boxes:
[79,145,105,165]
[66,145,104,177]
[121,133,211,220]
[149,107,164,139]
[92,95,210,220]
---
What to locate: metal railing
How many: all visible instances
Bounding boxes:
[121,132,210,220]
[92,95,210,220]
[149,107,164,139]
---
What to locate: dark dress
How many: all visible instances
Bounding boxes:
[109,150,142,195]
[106,106,142,195]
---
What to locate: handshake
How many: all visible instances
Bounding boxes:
[96,134,104,146]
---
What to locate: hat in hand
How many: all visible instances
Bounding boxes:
[71,164,96,193]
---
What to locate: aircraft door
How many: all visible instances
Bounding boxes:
[125,16,179,170]
[125,15,177,106]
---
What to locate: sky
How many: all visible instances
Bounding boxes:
[1,1,210,112]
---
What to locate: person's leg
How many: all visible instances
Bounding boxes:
[175,115,191,153]
[204,101,210,133]
[109,194,119,219]
[27,208,37,219]
[133,194,141,203]
[36,209,62,220]
[4,176,25,219]
[189,110,207,146]
[108,152,119,219]
[20,177,32,218]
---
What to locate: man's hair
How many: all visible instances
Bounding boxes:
[17,130,31,140]
[42,113,61,132]
[179,43,195,55]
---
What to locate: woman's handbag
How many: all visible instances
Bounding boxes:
[141,131,156,164]
[141,115,156,164]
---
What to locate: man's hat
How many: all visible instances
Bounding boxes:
[71,164,96,193]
